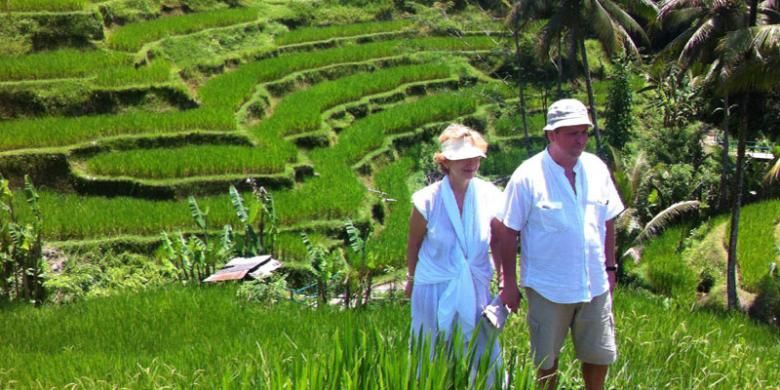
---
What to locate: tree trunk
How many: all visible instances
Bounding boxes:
[579,37,602,153]
[512,25,531,156]
[718,96,731,211]
[557,33,564,99]
[726,95,749,310]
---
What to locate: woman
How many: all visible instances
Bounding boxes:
[405,123,504,377]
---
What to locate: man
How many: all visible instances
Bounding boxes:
[498,98,624,389]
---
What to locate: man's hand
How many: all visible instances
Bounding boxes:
[500,283,521,312]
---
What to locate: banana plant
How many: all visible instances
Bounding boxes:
[0,176,46,305]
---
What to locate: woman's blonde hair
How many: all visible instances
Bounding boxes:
[433,123,488,174]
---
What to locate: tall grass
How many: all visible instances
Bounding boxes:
[108,7,259,52]
[0,286,777,388]
[639,225,699,299]
[276,19,413,46]
[253,63,452,139]
[0,49,131,81]
[83,144,296,179]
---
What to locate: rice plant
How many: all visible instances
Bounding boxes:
[0,49,131,81]
[275,19,413,46]
[83,144,296,179]
[253,63,452,139]
[92,60,173,87]
[366,157,414,268]
[0,108,235,151]
[333,91,480,164]
[108,7,259,52]
[197,36,498,110]
[0,0,89,12]
[11,191,243,240]
[733,199,780,291]
[0,286,777,388]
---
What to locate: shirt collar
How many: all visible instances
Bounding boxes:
[543,147,582,174]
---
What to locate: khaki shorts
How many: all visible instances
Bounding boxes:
[526,288,617,370]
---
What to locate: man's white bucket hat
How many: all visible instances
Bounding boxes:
[440,125,486,160]
[543,98,594,131]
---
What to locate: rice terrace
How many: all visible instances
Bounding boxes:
[0,0,778,388]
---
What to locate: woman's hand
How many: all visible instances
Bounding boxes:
[404,280,413,298]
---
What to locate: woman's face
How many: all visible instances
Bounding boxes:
[445,156,481,181]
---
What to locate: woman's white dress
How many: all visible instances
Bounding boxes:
[410,175,504,367]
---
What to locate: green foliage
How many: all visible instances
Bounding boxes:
[108,7,259,51]
[749,269,780,326]
[152,21,277,69]
[301,232,345,306]
[236,274,288,304]
[44,250,175,304]
[604,57,634,150]
[0,176,46,305]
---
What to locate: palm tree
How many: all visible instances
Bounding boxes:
[708,0,779,309]
[662,0,780,309]
[538,0,658,153]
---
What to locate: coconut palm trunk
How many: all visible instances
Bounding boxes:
[579,36,602,153]
[726,97,749,309]
[725,0,760,311]
[718,96,731,211]
[512,24,531,155]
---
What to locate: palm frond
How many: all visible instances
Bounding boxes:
[538,14,564,59]
[680,18,716,66]
[602,0,652,45]
[590,0,623,55]
[617,0,659,20]
[658,0,703,20]
[637,200,700,243]
[763,157,780,183]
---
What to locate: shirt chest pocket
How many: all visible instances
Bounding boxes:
[585,196,609,224]
[534,200,570,232]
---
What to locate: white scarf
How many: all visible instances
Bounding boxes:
[415,176,492,336]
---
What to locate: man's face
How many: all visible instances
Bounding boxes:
[549,124,590,159]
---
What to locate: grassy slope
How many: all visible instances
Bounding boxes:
[640,199,780,296]
[0,285,777,388]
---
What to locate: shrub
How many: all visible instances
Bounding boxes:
[749,271,780,327]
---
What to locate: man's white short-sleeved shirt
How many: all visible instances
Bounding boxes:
[502,149,624,304]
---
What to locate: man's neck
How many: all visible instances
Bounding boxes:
[547,146,578,171]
